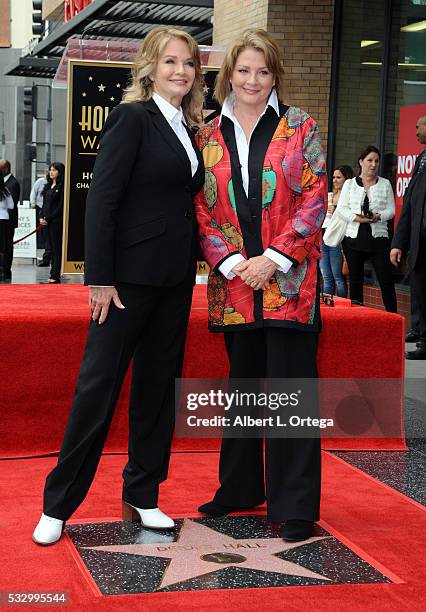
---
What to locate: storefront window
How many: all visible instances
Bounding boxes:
[333,0,426,292]
[334,0,386,173]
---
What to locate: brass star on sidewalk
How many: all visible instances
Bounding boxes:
[85,519,331,589]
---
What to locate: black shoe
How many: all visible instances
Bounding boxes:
[198,501,257,517]
[405,347,426,360]
[282,520,314,542]
[405,330,420,343]
[37,261,51,267]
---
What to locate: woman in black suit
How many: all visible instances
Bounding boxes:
[40,162,65,283]
[33,27,205,545]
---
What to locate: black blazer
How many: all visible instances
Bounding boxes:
[84,99,204,286]
[5,175,20,228]
[41,184,64,224]
[392,154,426,267]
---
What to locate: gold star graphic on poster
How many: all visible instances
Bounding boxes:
[203,85,209,94]
[110,96,115,101]
[88,76,93,81]
[85,519,331,590]
[98,84,106,92]
[82,92,87,97]
[116,83,121,88]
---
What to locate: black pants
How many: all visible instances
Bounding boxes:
[48,221,63,281]
[43,282,193,520]
[36,208,51,259]
[411,240,426,346]
[342,240,397,312]
[0,220,8,277]
[213,327,321,522]
[4,221,15,276]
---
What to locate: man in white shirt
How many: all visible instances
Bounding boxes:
[30,173,51,266]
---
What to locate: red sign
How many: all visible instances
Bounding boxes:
[395,103,426,224]
[65,0,92,22]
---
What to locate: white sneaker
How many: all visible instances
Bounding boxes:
[125,504,175,530]
[32,513,64,545]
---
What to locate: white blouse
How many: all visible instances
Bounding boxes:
[0,193,14,220]
[152,93,199,177]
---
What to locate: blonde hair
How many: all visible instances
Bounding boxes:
[122,27,204,126]
[214,28,285,105]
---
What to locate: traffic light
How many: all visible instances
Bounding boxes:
[23,87,33,116]
[23,85,38,118]
[32,0,44,37]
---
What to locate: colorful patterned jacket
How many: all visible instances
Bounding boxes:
[195,104,327,332]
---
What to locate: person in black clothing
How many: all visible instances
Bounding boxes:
[32,27,205,546]
[391,115,426,359]
[40,162,65,283]
[0,173,14,280]
[0,159,20,280]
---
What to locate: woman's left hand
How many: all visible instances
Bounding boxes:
[370,213,381,223]
[40,218,48,226]
[239,255,278,290]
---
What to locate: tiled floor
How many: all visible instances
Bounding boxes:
[67,516,391,594]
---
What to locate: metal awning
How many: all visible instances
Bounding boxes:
[5,0,213,78]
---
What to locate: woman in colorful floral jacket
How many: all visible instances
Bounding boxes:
[195,29,327,542]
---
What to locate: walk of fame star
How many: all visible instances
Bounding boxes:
[84,519,331,589]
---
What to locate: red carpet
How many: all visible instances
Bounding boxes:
[0,284,406,456]
[0,450,424,610]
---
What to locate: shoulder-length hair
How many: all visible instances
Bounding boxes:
[214,28,285,105]
[42,162,65,196]
[122,27,204,127]
[336,165,355,180]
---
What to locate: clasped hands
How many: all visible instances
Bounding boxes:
[231,255,278,290]
[355,213,381,224]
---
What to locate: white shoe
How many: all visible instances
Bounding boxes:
[123,502,175,530]
[32,513,64,545]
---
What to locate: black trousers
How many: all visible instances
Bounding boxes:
[0,220,8,277]
[411,240,426,346]
[48,222,63,281]
[342,240,397,312]
[213,327,321,522]
[43,282,193,520]
[36,208,51,257]
[4,221,15,275]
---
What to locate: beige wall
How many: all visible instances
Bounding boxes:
[213,0,335,150]
[10,0,33,48]
[42,0,64,20]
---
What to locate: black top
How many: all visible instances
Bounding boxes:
[41,184,64,224]
[84,99,205,286]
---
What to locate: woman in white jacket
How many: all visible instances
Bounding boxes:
[336,146,397,312]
